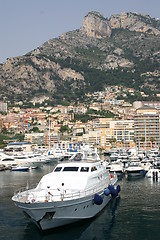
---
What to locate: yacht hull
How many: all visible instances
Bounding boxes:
[13,192,111,230]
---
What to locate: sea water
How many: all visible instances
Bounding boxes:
[0,164,160,240]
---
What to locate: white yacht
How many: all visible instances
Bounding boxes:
[52,148,67,161]
[110,153,119,161]
[12,160,120,231]
[42,148,68,162]
[14,154,43,168]
[109,161,124,179]
[0,152,44,169]
[0,153,17,167]
[125,161,146,179]
[146,149,159,159]
[140,160,152,173]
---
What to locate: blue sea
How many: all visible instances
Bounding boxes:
[0,163,160,240]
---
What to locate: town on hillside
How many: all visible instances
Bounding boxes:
[0,87,160,152]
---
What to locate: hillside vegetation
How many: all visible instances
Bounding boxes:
[0,11,160,104]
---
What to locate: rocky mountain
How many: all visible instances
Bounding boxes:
[1,11,160,104]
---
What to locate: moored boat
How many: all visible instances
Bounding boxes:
[125,161,146,179]
[109,161,124,179]
[11,166,29,172]
[12,159,120,231]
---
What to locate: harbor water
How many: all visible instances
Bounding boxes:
[1,163,160,240]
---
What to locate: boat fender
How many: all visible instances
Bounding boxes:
[111,189,118,198]
[93,194,103,205]
[117,185,121,193]
[108,184,114,192]
[104,188,111,196]
[108,185,118,198]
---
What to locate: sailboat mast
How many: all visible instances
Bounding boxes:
[48,116,50,154]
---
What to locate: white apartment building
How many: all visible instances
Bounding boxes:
[134,106,160,150]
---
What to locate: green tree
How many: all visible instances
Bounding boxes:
[31,127,40,133]
[109,137,117,147]
[59,125,70,134]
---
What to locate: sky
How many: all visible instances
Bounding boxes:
[1,0,160,63]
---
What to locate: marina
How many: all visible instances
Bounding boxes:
[1,1,160,239]
[1,158,160,239]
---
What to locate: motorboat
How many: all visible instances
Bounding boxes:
[109,161,124,179]
[12,159,120,231]
[125,161,146,179]
[0,152,44,169]
[14,154,43,168]
[128,155,140,162]
[140,160,152,173]
[118,151,128,160]
[52,148,67,161]
[146,148,159,159]
[108,148,119,155]
[11,166,29,172]
[0,154,17,167]
[110,153,119,161]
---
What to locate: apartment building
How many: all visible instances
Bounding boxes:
[24,132,44,146]
[134,106,160,150]
[91,118,135,149]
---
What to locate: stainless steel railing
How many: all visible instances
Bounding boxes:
[13,175,117,203]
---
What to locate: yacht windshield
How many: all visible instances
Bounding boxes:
[80,167,89,172]
[54,167,62,172]
[63,167,79,171]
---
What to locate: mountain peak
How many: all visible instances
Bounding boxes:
[81,11,160,38]
[109,12,160,35]
[81,11,111,38]
[1,11,160,103]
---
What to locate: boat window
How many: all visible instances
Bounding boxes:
[54,167,62,172]
[91,166,97,172]
[2,158,14,161]
[63,167,79,171]
[80,167,89,172]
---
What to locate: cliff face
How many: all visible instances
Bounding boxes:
[81,11,112,38]
[109,12,160,35]
[81,11,160,37]
[0,11,160,103]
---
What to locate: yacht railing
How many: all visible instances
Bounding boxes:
[13,175,117,204]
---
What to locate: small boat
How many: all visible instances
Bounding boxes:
[125,161,146,179]
[12,159,120,231]
[11,166,29,172]
[109,161,124,179]
[110,153,119,161]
